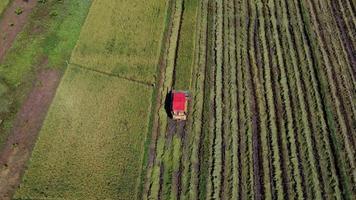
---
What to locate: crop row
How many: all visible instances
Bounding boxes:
[181,0,356,199]
[142,0,355,199]
[142,0,201,199]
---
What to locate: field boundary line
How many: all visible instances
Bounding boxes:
[69,62,154,87]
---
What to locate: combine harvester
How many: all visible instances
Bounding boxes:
[171,90,189,121]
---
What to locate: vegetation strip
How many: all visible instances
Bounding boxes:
[0,0,37,61]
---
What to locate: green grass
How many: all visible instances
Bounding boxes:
[0,0,92,148]
[71,0,167,84]
[0,0,9,16]
[14,66,153,199]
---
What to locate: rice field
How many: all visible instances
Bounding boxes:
[0,0,355,199]
[14,66,152,199]
[71,0,167,84]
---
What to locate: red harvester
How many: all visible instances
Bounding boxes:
[171,90,189,121]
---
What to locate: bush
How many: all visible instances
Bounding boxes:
[14,8,23,15]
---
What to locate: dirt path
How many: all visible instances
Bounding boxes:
[0,69,61,200]
[0,0,37,61]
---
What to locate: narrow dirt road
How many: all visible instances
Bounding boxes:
[0,0,37,61]
[0,69,61,200]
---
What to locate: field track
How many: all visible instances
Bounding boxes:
[0,0,37,61]
[0,70,61,199]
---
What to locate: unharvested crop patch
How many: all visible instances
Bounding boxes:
[71,0,168,84]
[14,66,153,199]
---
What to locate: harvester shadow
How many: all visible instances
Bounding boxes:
[164,91,173,119]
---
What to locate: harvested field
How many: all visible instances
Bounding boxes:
[142,0,356,199]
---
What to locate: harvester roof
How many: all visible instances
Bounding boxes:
[172,92,186,111]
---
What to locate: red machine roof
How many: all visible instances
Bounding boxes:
[172,92,186,111]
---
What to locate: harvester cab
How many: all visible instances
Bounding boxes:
[171,90,189,121]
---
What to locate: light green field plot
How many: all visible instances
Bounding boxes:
[71,0,167,84]
[0,0,9,15]
[14,66,152,199]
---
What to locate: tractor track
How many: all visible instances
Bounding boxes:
[173,120,187,199]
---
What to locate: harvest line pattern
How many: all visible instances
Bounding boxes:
[141,0,356,199]
[70,62,154,87]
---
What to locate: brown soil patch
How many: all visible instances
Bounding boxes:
[0,69,61,200]
[0,0,37,61]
